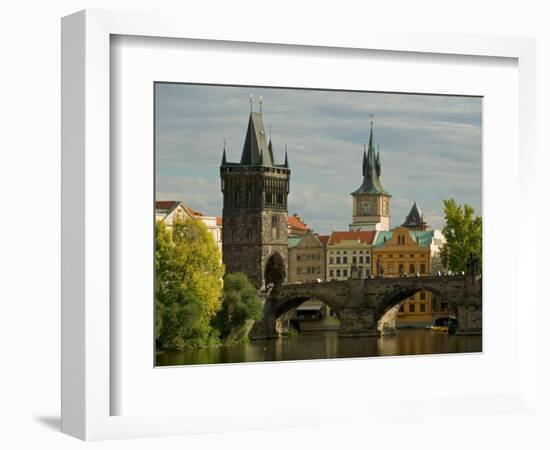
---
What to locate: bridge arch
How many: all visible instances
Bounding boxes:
[375,283,456,334]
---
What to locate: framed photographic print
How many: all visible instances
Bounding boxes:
[61,9,537,441]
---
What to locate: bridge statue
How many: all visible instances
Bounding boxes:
[249,274,482,339]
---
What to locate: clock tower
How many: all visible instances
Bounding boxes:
[349,121,391,231]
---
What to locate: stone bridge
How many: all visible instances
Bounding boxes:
[250,275,482,339]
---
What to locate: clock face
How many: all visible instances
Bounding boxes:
[362,201,374,214]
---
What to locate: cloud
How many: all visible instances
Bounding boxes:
[155,83,482,234]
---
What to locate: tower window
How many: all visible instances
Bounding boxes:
[271,216,279,240]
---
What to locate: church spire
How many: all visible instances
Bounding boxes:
[284,144,289,168]
[351,118,387,195]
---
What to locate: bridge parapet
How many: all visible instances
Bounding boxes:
[249,275,482,339]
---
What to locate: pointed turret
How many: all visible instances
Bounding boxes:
[221,138,227,165]
[284,145,289,168]
[402,202,428,230]
[268,138,275,165]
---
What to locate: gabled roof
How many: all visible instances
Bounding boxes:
[373,229,435,248]
[328,230,376,246]
[288,236,302,248]
[316,234,330,247]
[402,202,426,228]
[155,200,204,220]
[240,112,273,166]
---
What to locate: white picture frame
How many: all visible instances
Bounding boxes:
[61,9,537,441]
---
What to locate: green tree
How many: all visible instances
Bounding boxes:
[155,218,224,350]
[212,272,263,344]
[440,199,482,273]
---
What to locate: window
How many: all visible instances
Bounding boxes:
[399,264,404,274]
[441,302,448,310]
[410,254,415,258]
[247,229,253,240]
[409,304,415,313]
[409,264,415,274]
[352,256,357,264]
[336,269,341,277]
[343,269,348,277]
[271,216,279,239]
[359,256,363,264]
[420,263,426,274]
[329,270,334,277]
[366,256,370,264]
[329,257,334,264]
[336,257,341,264]
[343,257,348,264]
[387,264,394,273]
[420,304,426,312]
[420,291,426,300]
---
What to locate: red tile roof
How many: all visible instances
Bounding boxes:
[328,230,376,246]
[288,214,308,231]
[216,216,222,226]
[316,234,330,247]
[155,200,177,210]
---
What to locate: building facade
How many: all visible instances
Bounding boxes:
[371,207,447,328]
[349,122,391,232]
[326,230,376,281]
[155,200,222,254]
[220,103,290,289]
[287,231,326,284]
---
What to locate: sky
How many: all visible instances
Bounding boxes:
[155,83,482,235]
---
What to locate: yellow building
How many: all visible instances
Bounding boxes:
[371,226,437,327]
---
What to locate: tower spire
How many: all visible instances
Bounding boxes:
[221,138,227,165]
[284,144,289,168]
[362,144,367,176]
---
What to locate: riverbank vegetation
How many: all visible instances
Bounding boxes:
[441,199,482,273]
[155,219,262,351]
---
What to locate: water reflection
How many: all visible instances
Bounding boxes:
[156,329,482,367]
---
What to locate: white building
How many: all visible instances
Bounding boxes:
[155,200,222,255]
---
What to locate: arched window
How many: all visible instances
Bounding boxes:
[409,264,415,274]
[420,263,426,274]
[398,264,404,274]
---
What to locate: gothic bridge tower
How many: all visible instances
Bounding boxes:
[350,120,392,231]
[220,99,290,290]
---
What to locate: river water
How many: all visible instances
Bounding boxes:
[156,329,482,367]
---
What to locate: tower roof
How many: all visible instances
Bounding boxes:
[240,112,274,166]
[402,202,427,228]
[351,122,389,196]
